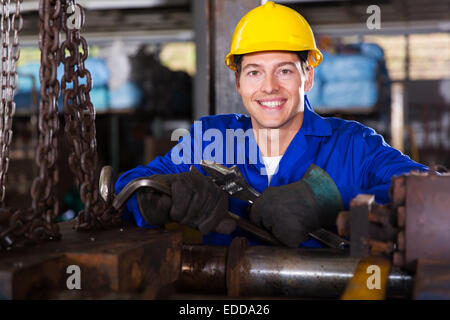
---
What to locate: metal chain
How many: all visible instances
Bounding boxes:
[1,0,120,248]
[0,0,61,246]
[0,0,22,204]
[60,0,120,230]
[28,0,61,239]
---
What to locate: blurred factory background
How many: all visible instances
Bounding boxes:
[6,0,450,216]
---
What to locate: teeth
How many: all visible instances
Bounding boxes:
[259,100,283,108]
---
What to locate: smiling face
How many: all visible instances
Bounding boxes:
[235,51,314,132]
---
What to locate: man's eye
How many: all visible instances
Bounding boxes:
[248,71,259,76]
[280,69,292,74]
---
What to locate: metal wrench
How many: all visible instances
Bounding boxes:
[104,167,282,245]
[200,160,349,250]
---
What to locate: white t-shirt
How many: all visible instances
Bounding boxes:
[262,155,283,185]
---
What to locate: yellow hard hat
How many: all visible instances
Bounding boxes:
[225,1,323,71]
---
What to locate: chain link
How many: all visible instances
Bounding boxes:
[0,0,61,246]
[61,0,120,230]
[0,0,22,204]
[29,0,61,238]
[0,0,120,248]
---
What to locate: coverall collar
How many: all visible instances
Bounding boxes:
[301,96,332,137]
[245,96,332,188]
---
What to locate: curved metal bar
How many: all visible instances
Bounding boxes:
[112,178,171,210]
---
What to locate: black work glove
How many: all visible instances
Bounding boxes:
[137,167,234,235]
[250,182,319,248]
[250,164,343,248]
[136,174,174,226]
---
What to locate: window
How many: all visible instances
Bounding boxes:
[409,33,450,80]
[364,35,407,80]
[364,33,450,81]
[159,42,196,76]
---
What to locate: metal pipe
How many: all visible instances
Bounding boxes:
[237,247,359,298]
[177,245,228,294]
[178,242,413,299]
[236,246,412,298]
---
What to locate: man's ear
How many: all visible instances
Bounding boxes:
[235,72,240,92]
[304,67,314,93]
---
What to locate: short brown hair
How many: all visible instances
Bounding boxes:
[234,51,310,77]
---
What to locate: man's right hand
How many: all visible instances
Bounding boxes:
[136,174,174,226]
[136,167,234,235]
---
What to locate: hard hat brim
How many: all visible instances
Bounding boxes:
[225,47,323,71]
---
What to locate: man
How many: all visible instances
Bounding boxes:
[115,2,427,248]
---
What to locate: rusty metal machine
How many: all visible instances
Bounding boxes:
[337,170,450,299]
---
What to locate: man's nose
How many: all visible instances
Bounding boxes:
[261,74,279,94]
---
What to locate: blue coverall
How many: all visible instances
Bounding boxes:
[115,97,428,247]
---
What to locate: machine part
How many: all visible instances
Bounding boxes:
[0,0,22,203]
[228,243,359,298]
[368,239,395,256]
[60,1,120,230]
[414,259,450,300]
[309,226,348,250]
[341,256,391,300]
[349,194,372,257]
[338,203,394,239]
[403,172,450,271]
[99,165,114,205]
[226,236,249,297]
[397,206,406,228]
[177,245,228,294]
[345,194,398,258]
[390,175,406,207]
[391,175,406,268]
[340,171,450,274]
[336,210,350,237]
[111,174,281,246]
[0,219,183,299]
[178,238,413,299]
[393,251,406,268]
[397,231,405,251]
[201,160,349,249]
